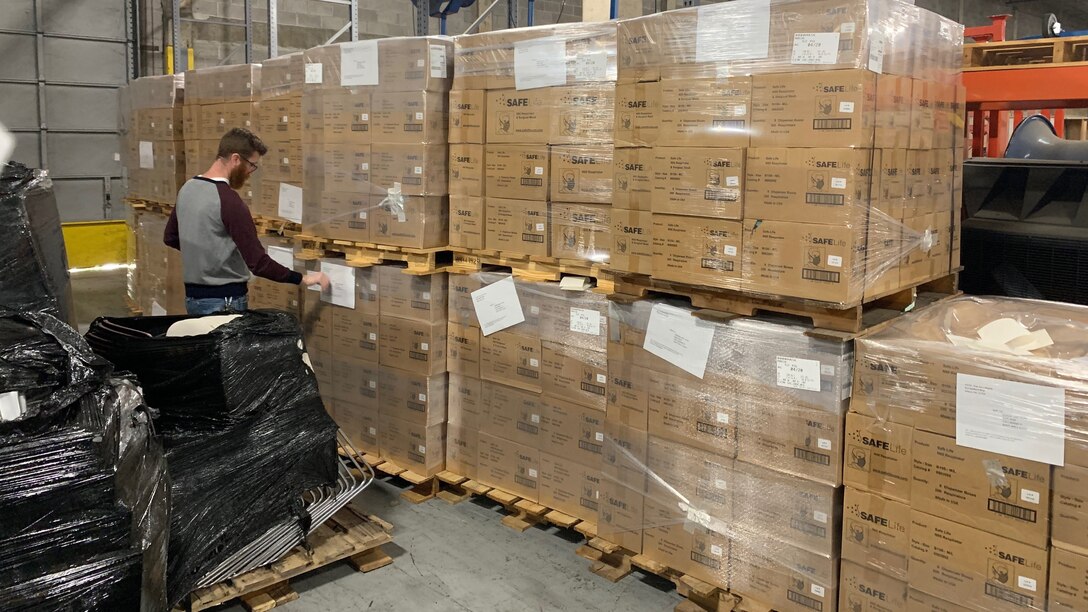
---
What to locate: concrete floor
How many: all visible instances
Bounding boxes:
[72,270,682,612]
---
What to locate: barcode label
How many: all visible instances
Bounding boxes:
[404,124,423,132]
[409,350,429,362]
[988,499,1038,523]
[514,475,538,489]
[704,187,740,202]
[690,551,723,570]
[516,367,540,379]
[712,119,746,129]
[579,497,599,511]
[578,440,603,454]
[985,583,1033,608]
[408,400,426,412]
[517,422,540,435]
[696,420,729,438]
[580,381,606,396]
[790,518,828,539]
[803,269,841,284]
[520,178,543,186]
[814,118,852,130]
[402,177,422,185]
[351,124,369,132]
[701,259,735,272]
[522,233,544,243]
[410,300,432,310]
[795,447,832,465]
[806,193,845,206]
[694,485,728,505]
[787,589,824,611]
[840,38,855,52]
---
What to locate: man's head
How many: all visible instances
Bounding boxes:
[216,128,267,189]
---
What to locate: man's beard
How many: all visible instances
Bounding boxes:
[229,164,248,190]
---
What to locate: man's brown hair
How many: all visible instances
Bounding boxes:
[217,127,268,160]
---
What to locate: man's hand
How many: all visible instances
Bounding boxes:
[301,271,331,291]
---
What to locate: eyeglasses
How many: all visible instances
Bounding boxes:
[242,157,259,172]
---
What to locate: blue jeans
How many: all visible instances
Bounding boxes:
[185,296,248,315]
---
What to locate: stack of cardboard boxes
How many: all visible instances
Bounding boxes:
[449,23,617,263]
[301,36,452,248]
[602,299,852,611]
[610,0,964,305]
[123,74,187,205]
[126,208,185,316]
[846,296,1088,612]
[445,272,610,515]
[248,236,302,316]
[250,53,303,220]
[309,262,450,478]
[183,64,262,208]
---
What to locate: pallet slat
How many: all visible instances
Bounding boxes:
[965,35,1088,68]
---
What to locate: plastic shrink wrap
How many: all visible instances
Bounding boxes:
[0,163,74,324]
[122,74,186,205]
[85,310,339,607]
[0,310,167,612]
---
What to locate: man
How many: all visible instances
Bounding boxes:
[164,128,328,315]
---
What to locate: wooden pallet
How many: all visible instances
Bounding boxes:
[577,537,737,612]
[126,197,174,216]
[254,216,302,238]
[964,35,1088,69]
[186,507,394,612]
[294,234,452,274]
[357,452,443,504]
[611,271,960,335]
[449,247,614,290]
[434,471,599,536]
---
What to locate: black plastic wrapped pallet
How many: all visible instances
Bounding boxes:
[85,310,340,607]
[0,163,74,324]
[0,310,168,612]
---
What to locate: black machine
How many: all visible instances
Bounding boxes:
[960,115,1088,305]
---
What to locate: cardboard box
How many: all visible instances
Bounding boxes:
[304,191,371,243]
[450,195,485,251]
[606,360,650,430]
[449,89,486,144]
[539,453,602,523]
[876,74,912,149]
[370,195,448,249]
[486,89,553,144]
[909,78,936,150]
[187,64,260,104]
[448,373,484,428]
[843,412,913,504]
[905,149,935,216]
[255,98,298,140]
[447,273,483,327]
[908,510,1048,612]
[540,342,607,411]
[657,78,751,148]
[742,218,865,304]
[876,148,906,220]
[258,52,304,97]
[651,147,745,218]
[447,321,481,379]
[841,487,911,580]
[838,560,909,612]
[479,380,543,449]
[652,215,742,289]
[332,359,381,411]
[449,144,485,198]
[1053,463,1088,553]
[745,148,875,226]
[911,429,1050,548]
[484,145,550,201]
[612,147,654,211]
[485,198,550,257]
[597,473,644,553]
[734,462,841,555]
[264,139,303,183]
[906,589,975,612]
[331,308,380,364]
[610,208,653,275]
[336,399,381,455]
[370,91,448,144]
[446,423,478,479]
[378,316,447,376]
[616,14,661,84]
[641,497,729,590]
[377,36,452,92]
[614,81,660,147]
[550,203,610,263]
[647,370,738,458]
[550,146,614,204]
[479,330,542,393]
[476,432,540,501]
[1050,546,1088,612]
[306,143,371,194]
[378,267,448,323]
[369,144,447,197]
[730,539,838,612]
[377,366,447,426]
[316,90,372,145]
[736,394,846,487]
[550,84,616,146]
[751,70,878,148]
[378,415,445,476]
[540,397,605,468]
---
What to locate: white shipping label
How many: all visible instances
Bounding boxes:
[716,412,730,424]
[429,44,449,78]
[277,183,303,223]
[0,391,25,422]
[267,245,294,269]
[418,393,427,402]
[791,32,841,65]
[776,356,822,391]
[571,51,608,82]
[831,177,847,189]
[360,163,369,170]
[530,306,540,316]
[818,438,832,450]
[471,276,526,336]
[827,255,843,268]
[534,223,545,232]
[839,101,855,113]
[710,544,723,557]
[841,22,857,34]
[956,373,1066,465]
[368,427,376,435]
[714,479,728,490]
[418,445,427,454]
[695,0,770,63]
[368,380,377,389]
[113,153,120,161]
[643,303,715,379]
[596,373,606,384]
[868,31,885,73]
[420,343,429,351]
[534,166,544,175]
[821,364,836,376]
[529,358,539,367]
[594,431,604,442]
[320,261,357,309]
[724,245,738,256]
[414,166,423,174]
[569,308,601,335]
[1021,489,1040,504]
[528,468,538,478]
[138,141,154,169]
[811,584,826,598]
[814,510,828,524]
[530,414,540,424]
[415,112,424,121]
[1018,576,1037,592]
[514,39,567,90]
[725,176,740,187]
[340,41,380,86]
[368,333,377,341]
[360,113,369,121]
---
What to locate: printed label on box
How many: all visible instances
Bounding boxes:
[429,44,448,78]
[695,0,770,63]
[791,32,840,65]
[320,261,357,309]
[278,183,303,223]
[514,39,566,90]
[776,357,821,391]
[644,303,715,379]
[471,276,525,336]
[340,40,379,86]
[956,373,1066,465]
[267,246,294,269]
[570,308,601,335]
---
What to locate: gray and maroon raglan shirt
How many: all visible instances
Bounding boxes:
[164,176,302,299]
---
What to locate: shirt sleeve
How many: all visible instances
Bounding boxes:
[217,184,303,285]
[164,207,181,250]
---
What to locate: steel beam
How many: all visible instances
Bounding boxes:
[244,0,253,63]
[508,0,518,29]
[416,0,429,36]
[34,0,47,169]
[269,0,279,57]
[350,0,359,41]
[171,0,184,74]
